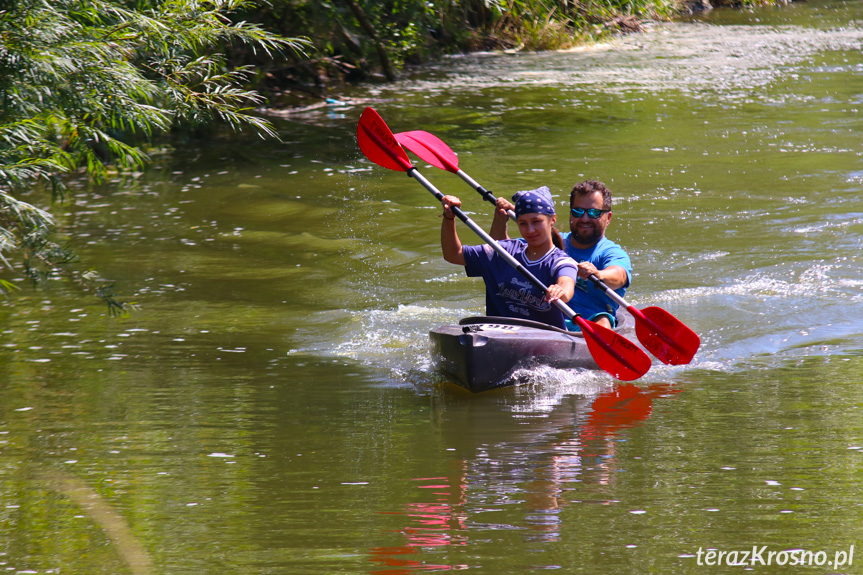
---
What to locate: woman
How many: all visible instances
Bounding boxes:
[440,186,579,329]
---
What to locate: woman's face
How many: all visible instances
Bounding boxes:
[516,213,556,247]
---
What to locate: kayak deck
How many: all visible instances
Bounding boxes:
[429,313,632,392]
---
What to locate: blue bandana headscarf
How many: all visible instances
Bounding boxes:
[512,186,556,218]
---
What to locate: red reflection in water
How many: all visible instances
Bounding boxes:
[369,471,468,573]
[371,384,682,565]
[368,546,465,574]
[582,383,682,446]
[524,383,683,539]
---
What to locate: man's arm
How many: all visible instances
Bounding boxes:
[489,197,514,241]
[576,262,628,290]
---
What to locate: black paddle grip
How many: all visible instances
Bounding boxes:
[477,186,497,204]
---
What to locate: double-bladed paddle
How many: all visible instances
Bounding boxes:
[357,107,652,381]
[394,129,700,365]
[395,130,516,220]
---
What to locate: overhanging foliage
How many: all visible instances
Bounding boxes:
[0,0,308,311]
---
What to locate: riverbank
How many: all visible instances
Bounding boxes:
[253,0,796,112]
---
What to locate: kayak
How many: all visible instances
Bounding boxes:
[429,312,633,392]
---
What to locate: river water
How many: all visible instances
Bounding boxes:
[2,1,862,573]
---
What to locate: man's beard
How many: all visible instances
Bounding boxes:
[573,224,603,245]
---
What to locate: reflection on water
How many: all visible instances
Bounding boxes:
[372,384,680,570]
[38,467,155,575]
[369,473,468,573]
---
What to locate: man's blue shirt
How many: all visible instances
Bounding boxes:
[560,233,632,317]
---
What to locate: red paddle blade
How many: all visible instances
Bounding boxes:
[635,306,701,365]
[357,107,412,172]
[395,130,459,173]
[575,317,652,381]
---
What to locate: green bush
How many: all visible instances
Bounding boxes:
[0,0,305,308]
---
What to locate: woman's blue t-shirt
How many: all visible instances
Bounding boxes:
[462,240,579,329]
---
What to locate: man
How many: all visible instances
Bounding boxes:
[490,180,631,329]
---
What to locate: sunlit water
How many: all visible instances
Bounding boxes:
[2,1,863,573]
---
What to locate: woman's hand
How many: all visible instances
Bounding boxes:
[545,283,566,303]
[441,195,461,220]
[546,276,575,304]
[440,196,466,265]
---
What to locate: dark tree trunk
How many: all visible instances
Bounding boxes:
[343,0,397,81]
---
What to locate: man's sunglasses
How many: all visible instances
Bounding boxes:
[570,207,610,219]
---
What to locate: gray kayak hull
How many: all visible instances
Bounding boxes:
[428,314,632,392]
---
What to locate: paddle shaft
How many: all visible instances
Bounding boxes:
[454,170,518,222]
[455,170,517,221]
[463,178,646,324]
[409,168,632,350]
[425,154,633,315]
[587,274,628,308]
[452,170,686,357]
